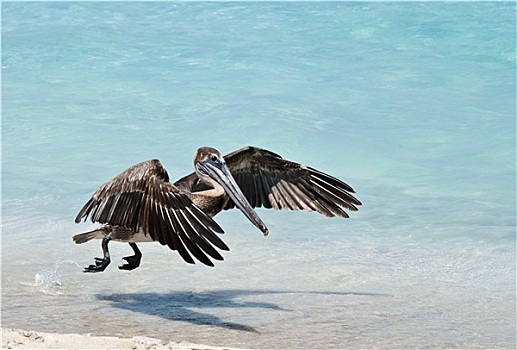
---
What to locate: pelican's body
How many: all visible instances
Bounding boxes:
[74,146,361,272]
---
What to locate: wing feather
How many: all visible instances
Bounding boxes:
[175,211,213,266]
[182,209,225,260]
[223,146,361,218]
[252,173,262,207]
[169,210,195,264]
[186,207,229,251]
[260,171,273,209]
[75,159,227,266]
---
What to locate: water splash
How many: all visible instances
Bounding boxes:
[34,258,82,295]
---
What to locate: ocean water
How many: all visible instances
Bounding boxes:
[2,2,515,349]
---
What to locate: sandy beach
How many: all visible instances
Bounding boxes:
[2,328,244,350]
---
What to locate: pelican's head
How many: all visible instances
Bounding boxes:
[194,147,269,236]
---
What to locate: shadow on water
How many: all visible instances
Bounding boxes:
[95,289,388,333]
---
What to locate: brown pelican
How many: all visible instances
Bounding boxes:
[73,146,361,272]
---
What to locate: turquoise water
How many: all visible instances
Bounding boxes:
[2,2,515,349]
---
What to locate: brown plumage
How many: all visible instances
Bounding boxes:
[74,146,361,272]
[223,147,361,216]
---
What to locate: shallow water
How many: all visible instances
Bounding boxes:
[2,2,515,349]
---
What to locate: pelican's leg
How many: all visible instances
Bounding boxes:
[119,243,142,271]
[84,237,112,273]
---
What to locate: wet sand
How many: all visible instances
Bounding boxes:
[2,328,245,350]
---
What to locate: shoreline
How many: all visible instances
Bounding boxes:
[2,328,246,350]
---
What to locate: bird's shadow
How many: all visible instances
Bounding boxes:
[95,289,387,333]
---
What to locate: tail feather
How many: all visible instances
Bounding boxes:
[73,227,109,244]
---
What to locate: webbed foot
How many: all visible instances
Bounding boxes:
[118,255,141,270]
[118,243,142,271]
[83,237,112,273]
[84,257,111,273]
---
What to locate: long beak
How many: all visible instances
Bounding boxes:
[198,161,269,236]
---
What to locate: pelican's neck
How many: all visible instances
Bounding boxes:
[202,183,225,197]
[197,173,225,197]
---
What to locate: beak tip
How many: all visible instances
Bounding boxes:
[263,228,269,237]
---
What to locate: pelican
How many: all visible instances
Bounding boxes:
[73,146,362,272]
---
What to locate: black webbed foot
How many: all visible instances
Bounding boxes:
[84,257,111,273]
[118,242,142,271]
[83,237,112,273]
[118,255,141,270]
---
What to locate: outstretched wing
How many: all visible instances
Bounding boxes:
[223,146,362,218]
[75,159,229,266]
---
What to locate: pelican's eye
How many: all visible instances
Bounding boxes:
[210,154,218,162]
